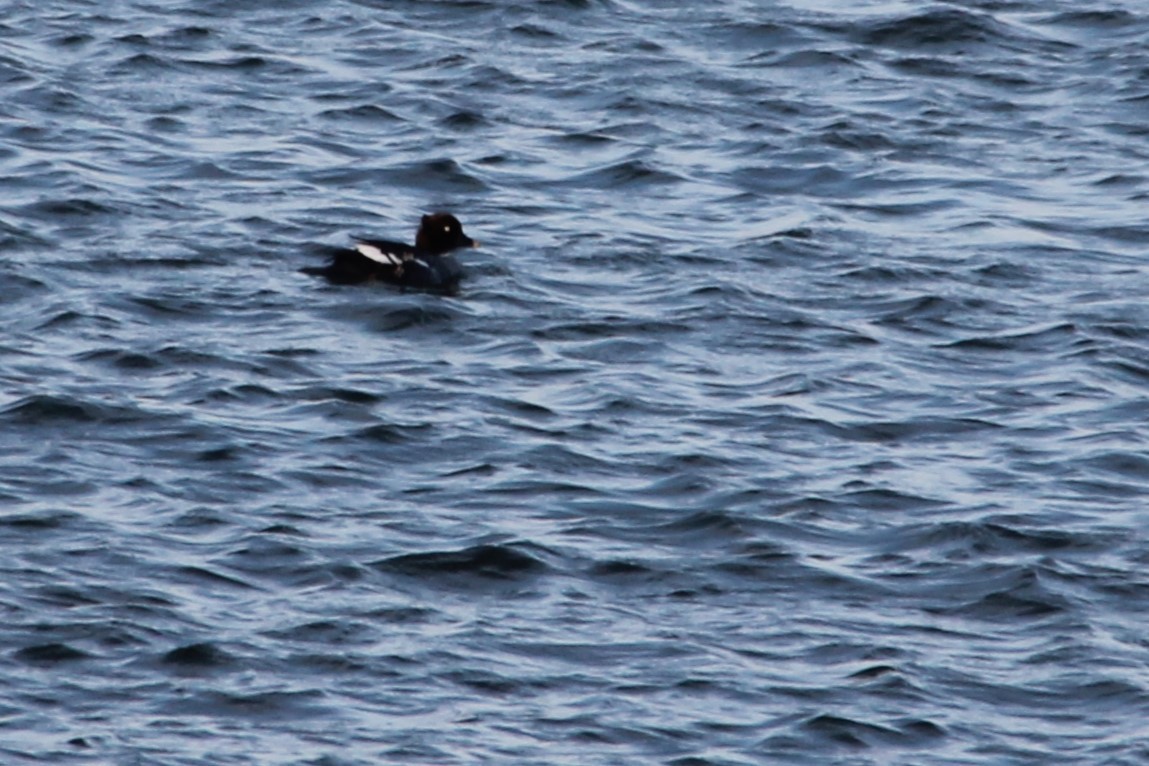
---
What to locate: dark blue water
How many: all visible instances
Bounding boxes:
[4,1,1149,763]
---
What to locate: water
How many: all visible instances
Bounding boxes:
[3,1,1149,763]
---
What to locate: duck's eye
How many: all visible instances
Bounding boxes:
[444,225,452,233]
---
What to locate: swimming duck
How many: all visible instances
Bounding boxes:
[302,213,478,292]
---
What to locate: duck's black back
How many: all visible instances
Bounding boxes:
[301,240,462,293]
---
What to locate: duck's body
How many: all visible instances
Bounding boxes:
[302,213,478,293]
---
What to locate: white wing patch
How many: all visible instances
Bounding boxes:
[355,243,407,266]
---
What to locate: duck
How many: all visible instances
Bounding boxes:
[301,213,478,292]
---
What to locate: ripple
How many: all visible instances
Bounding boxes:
[373,544,549,582]
[14,643,91,663]
[162,642,232,668]
[0,394,144,425]
[856,8,1027,50]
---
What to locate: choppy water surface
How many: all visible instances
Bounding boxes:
[3,1,1149,763]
